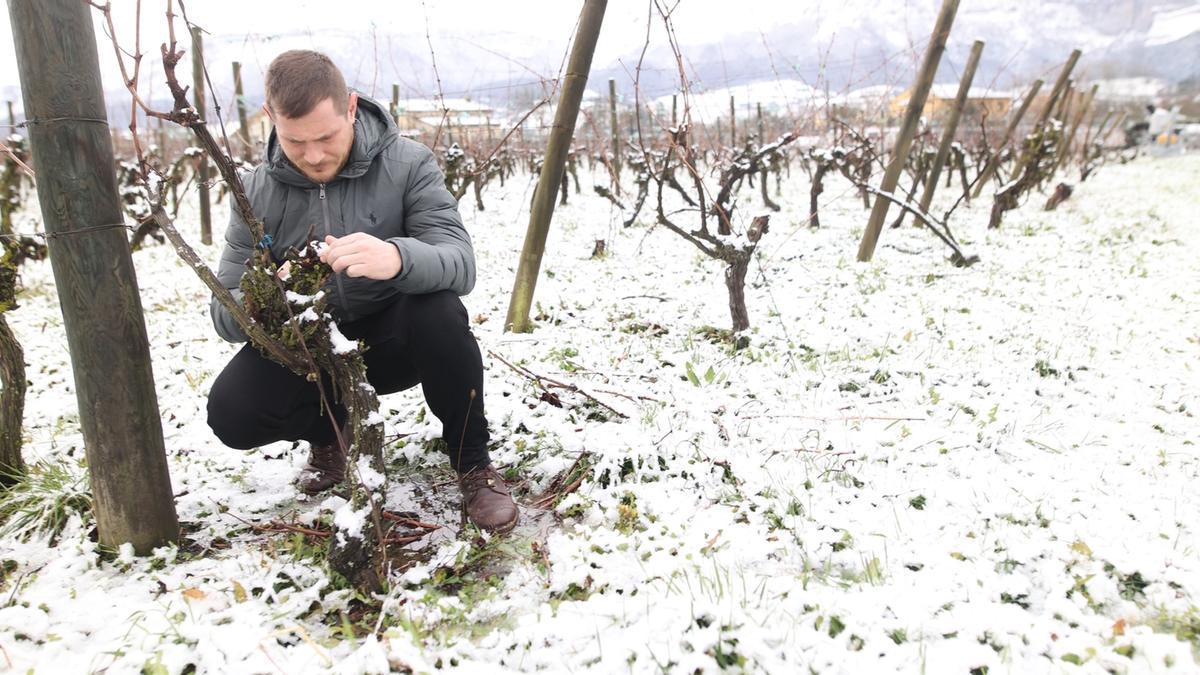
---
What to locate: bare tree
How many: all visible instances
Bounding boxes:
[640,1,800,333]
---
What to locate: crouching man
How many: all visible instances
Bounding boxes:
[205,49,517,533]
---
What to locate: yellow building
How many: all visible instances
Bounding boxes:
[889,85,1013,121]
[391,98,499,144]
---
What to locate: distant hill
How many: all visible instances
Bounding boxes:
[578,0,1200,103]
[33,0,1196,129]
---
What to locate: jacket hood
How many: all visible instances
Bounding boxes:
[263,93,399,188]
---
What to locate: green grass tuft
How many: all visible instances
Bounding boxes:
[0,457,92,542]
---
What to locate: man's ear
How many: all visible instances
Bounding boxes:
[347,92,359,121]
[262,103,274,124]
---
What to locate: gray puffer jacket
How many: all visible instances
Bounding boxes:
[210,94,474,342]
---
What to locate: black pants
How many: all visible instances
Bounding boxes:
[207,290,490,472]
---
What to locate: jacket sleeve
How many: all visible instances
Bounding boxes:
[387,144,476,295]
[209,176,257,343]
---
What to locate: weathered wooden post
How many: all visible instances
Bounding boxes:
[1107,112,1127,144]
[913,39,984,222]
[986,50,1081,230]
[729,95,736,145]
[1082,107,1109,158]
[1054,87,1077,147]
[1055,81,1075,122]
[391,84,400,125]
[506,0,607,333]
[5,102,14,129]
[232,61,251,162]
[756,101,774,208]
[155,116,168,159]
[190,26,212,245]
[972,79,1043,198]
[995,49,1080,191]
[671,94,677,127]
[635,101,644,147]
[9,0,179,550]
[1053,84,1097,174]
[608,78,621,176]
[856,0,960,263]
[1033,53,1080,132]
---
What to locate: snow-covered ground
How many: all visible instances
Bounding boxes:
[1,151,1198,674]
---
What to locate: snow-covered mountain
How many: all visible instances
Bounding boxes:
[4,0,1194,128]
[585,0,1200,101]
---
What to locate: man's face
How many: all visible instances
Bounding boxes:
[267,93,358,184]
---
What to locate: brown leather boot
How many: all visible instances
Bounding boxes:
[296,439,346,495]
[459,465,519,534]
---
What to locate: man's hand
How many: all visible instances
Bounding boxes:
[319,233,402,280]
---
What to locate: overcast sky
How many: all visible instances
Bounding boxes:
[1,0,811,105]
[4,0,1191,122]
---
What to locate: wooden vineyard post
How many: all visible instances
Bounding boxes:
[8,0,179,551]
[985,49,1081,230]
[1081,106,1109,160]
[635,101,644,148]
[1003,49,1081,184]
[913,39,984,223]
[506,0,608,333]
[729,95,736,145]
[973,79,1043,198]
[232,61,252,162]
[856,0,960,262]
[609,78,621,177]
[391,84,400,125]
[1055,82,1075,122]
[156,117,168,162]
[1052,84,1097,175]
[191,26,212,245]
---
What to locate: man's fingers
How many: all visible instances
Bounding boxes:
[342,260,373,278]
[321,233,391,278]
[325,243,357,264]
[319,235,338,261]
[330,252,366,274]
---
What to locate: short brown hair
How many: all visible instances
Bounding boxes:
[264,50,349,118]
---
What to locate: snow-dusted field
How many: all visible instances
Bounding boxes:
[1,152,1197,674]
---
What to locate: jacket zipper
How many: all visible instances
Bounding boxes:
[319,183,351,320]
